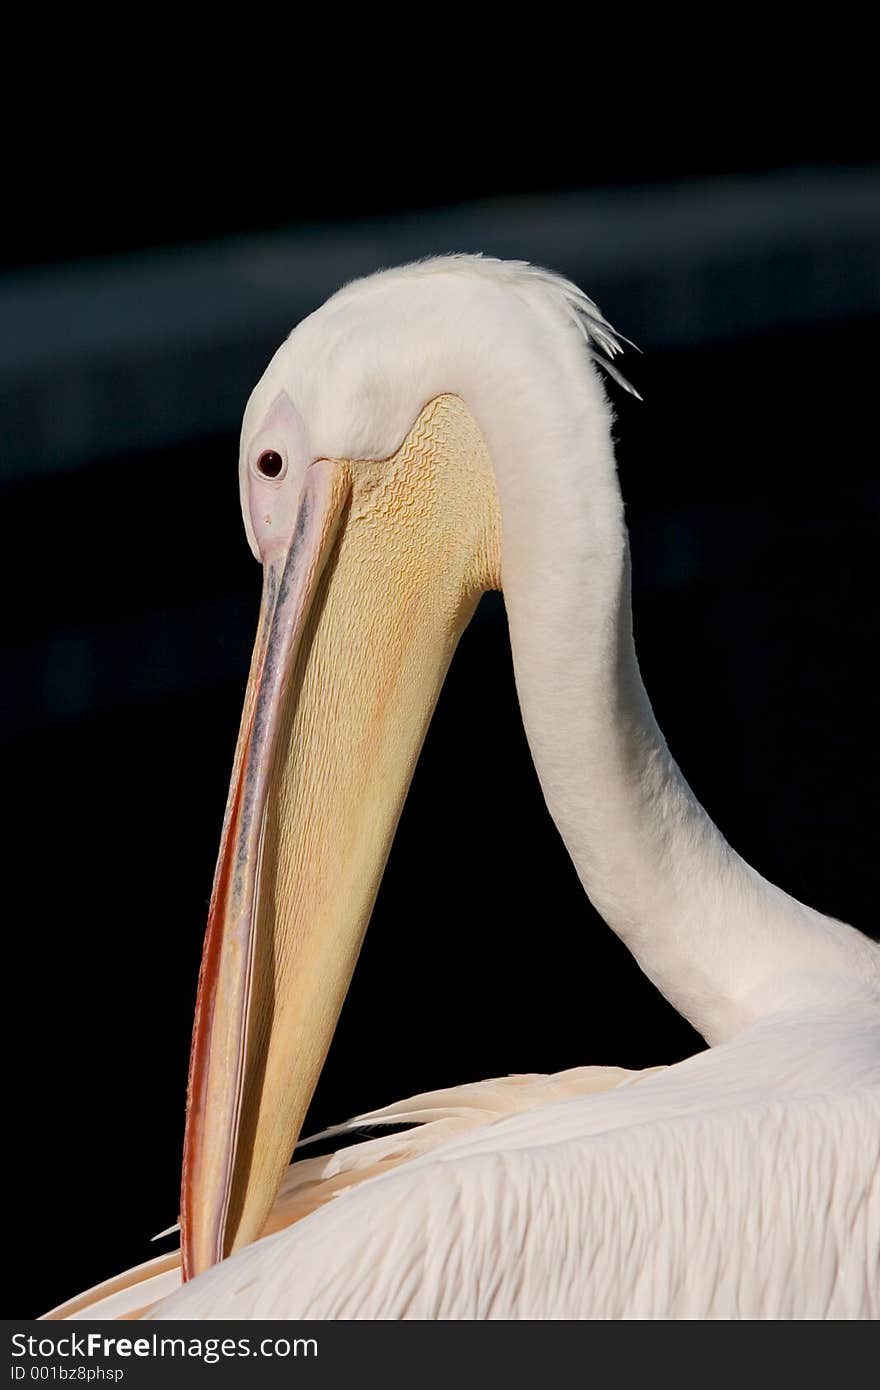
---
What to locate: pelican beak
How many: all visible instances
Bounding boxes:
[180,394,500,1279]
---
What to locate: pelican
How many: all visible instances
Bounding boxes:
[46,256,879,1321]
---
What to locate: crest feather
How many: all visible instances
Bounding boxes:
[335,253,642,400]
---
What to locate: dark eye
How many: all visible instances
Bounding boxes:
[256,450,284,479]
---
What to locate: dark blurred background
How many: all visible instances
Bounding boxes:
[4,99,879,1316]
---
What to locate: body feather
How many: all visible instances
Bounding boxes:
[43,1066,658,1320]
[151,1003,880,1319]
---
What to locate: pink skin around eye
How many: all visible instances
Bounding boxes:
[246,392,311,561]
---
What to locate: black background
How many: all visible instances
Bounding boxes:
[3,65,879,1319]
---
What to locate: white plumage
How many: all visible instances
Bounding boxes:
[46,256,880,1321]
[154,1008,880,1319]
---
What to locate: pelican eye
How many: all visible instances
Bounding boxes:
[256,450,284,479]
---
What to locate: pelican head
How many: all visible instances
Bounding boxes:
[180,256,631,1278]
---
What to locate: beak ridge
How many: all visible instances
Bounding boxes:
[181,460,351,1279]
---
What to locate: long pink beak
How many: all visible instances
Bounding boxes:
[181,460,351,1279]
